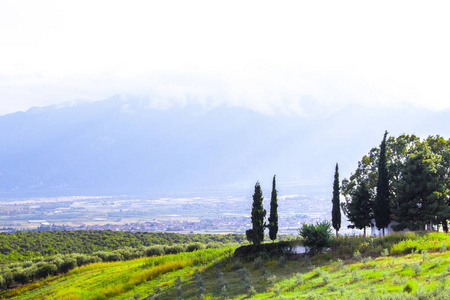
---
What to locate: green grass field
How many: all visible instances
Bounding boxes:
[2,232,450,299]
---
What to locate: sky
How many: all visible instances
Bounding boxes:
[1,0,450,116]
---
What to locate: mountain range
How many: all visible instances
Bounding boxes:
[1,95,449,197]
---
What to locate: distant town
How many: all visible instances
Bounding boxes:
[0,185,357,235]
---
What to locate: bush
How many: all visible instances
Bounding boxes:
[92,251,124,262]
[116,248,138,260]
[164,245,186,255]
[353,250,362,261]
[58,257,77,273]
[13,268,30,285]
[1,271,13,289]
[144,245,165,257]
[233,241,294,261]
[298,221,333,253]
[35,263,58,279]
[186,243,205,252]
[73,253,100,266]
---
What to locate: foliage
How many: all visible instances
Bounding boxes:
[0,240,235,291]
[331,163,341,237]
[374,131,391,234]
[298,221,333,253]
[3,232,450,299]
[268,175,279,242]
[392,144,450,231]
[390,232,450,255]
[0,231,245,264]
[343,133,450,234]
[246,182,266,245]
[342,180,373,236]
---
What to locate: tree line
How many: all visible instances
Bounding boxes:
[0,231,245,264]
[339,132,450,236]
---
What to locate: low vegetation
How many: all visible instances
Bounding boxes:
[0,231,245,263]
[1,232,450,299]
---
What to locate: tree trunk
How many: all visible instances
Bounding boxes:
[382,227,385,237]
[443,220,448,233]
[363,227,366,237]
[336,229,338,237]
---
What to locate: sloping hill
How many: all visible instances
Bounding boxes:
[2,232,450,299]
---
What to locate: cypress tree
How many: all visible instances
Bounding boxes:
[268,175,278,242]
[332,163,341,237]
[374,131,391,236]
[246,182,266,245]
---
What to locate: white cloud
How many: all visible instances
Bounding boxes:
[0,0,449,115]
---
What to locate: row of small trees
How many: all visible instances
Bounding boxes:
[0,243,223,290]
[339,132,450,236]
[246,175,278,245]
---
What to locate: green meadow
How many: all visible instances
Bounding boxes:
[2,232,450,299]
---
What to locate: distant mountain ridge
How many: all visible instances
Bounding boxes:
[1,95,449,197]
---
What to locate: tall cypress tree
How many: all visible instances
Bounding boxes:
[246,181,266,245]
[268,175,278,242]
[374,131,391,236]
[332,163,341,237]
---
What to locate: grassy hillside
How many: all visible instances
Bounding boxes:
[2,232,450,299]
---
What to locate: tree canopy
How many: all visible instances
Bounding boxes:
[342,133,450,234]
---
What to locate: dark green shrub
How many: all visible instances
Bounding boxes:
[92,251,123,262]
[116,248,139,260]
[22,261,33,268]
[105,252,124,262]
[144,245,165,257]
[58,258,77,273]
[73,254,91,266]
[49,256,64,269]
[298,221,333,254]
[1,271,13,289]
[186,243,205,252]
[234,241,294,261]
[206,242,223,249]
[25,265,38,281]
[13,268,30,285]
[35,263,57,279]
[164,245,185,254]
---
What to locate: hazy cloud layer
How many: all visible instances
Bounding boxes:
[1,1,449,115]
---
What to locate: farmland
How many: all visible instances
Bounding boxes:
[0,184,341,235]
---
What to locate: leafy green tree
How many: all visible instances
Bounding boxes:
[393,144,450,231]
[246,182,266,245]
[341,147,379,202]
[342,134,420,205]
[342,181,372,236]
[332,163,341,237]
[386,134,420,199]
[374,131,391,236]
[268,175,278,242]
[426,135,450,232]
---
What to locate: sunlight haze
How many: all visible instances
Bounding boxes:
[1,0,449,115]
